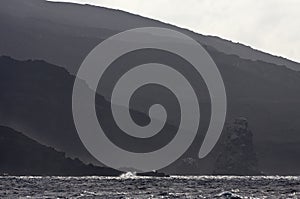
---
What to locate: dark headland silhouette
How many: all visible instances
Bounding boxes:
[0,125,121,176]
[0,0,300,175]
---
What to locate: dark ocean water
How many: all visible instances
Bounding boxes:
[0,175,299,198]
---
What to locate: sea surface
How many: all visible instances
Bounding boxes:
[0,175,299,198]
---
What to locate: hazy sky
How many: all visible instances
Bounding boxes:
[53,0,300,63]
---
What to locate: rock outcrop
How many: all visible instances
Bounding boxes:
[213,118,261,175]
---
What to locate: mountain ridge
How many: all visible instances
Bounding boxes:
[0,0,299,73]
[47,0,300,67]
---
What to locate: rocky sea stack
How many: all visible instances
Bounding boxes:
[213,117,262,175]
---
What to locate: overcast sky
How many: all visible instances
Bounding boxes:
[53,0,300,63]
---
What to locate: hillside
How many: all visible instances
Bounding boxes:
[0,0,300,175]
[0,0,299,73]
[1,52,300,174]
[0,125,121,176]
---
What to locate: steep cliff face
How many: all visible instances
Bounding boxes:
[213,118,261,175]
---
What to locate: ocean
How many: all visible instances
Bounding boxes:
[0,175,299,198]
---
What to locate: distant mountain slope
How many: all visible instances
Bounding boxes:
[0,56,96,164]
[0,0,299,73]
[0,56,178,167]
[0,0,300,175]
[1,52,300,174]
[0,125,121,176]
